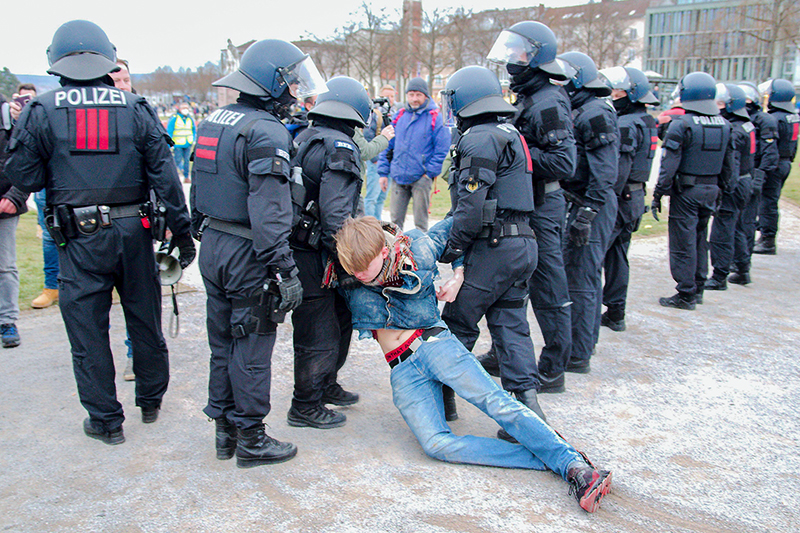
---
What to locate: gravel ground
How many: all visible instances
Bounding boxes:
[1,199,798,533]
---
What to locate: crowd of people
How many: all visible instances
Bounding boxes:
[1,17,798,516]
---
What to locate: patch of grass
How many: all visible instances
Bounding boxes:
[16,211,45,310]
[781,160,800,206]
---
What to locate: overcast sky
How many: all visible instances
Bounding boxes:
[2,0,580,75]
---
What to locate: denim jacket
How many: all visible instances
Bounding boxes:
[343,217,463,339]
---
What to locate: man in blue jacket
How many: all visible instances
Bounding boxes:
[378,78,451,231]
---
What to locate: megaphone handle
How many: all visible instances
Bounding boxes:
[169,285,180,338]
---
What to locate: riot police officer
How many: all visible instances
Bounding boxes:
[5,20,195,445]
[706,84,755,290]
[288,76,370,429]
[754,79,799,255]
[484,21,576,394]
[438,66,543,430]
[599,66,659,331]
[558,52,619,373]
[192,39,326,467]
[730,82,778,284]
[652,72,734,309]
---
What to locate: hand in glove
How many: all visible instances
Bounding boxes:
[276,267,303,312]
[439,241,464,264]
[336,263,361,290]
[168,233,196,269]
[568,207,597,246]
[651,194,662,222]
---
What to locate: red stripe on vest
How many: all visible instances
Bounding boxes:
[750,130,757,154]
[650,135,659,150]
[519,134,533,172]
[196,148,217,160]
[198,136,219,147]
[792,123,799,142]
[99,109,110,150]
[87,109,98,150]
[75,109,86,149]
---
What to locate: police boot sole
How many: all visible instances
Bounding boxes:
[728,274,751,285]
[658,297,695,310]
[538,373,566,394]
[600,314,626,332]
[236,448,298,468]
[753,248,776,255]
[321,393,360,407]
[287,413,347,429]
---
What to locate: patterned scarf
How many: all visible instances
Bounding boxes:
[360,222,418,287]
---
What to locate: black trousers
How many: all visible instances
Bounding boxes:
[603,187,646,312]
[733,187,760,273]
[757,158,792,237]
[667,185,719,297]
[443,235,539,392]
[710,175,752,278]
[200,228,276,430]
[564,191,618,362]
[527,190,572,376]
[291,250,352,409]
[59,217,168,433]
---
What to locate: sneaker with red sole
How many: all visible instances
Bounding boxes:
[567,465,612,513]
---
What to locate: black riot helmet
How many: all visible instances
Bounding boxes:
[557,52,611,97]
[46,20,120,81]
[441,66,515,127]
[487,21,566,80]
[715,83,749,119]
[213,39,327,99]
[308,76,372,128]
[759,78,797,113]
[678,72,719,115]
[600,66,660,104]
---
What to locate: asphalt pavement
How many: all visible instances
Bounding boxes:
[1,201,798,533]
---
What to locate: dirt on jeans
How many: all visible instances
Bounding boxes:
[1,201,798,533]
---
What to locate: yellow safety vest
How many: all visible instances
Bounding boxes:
[172,114,194,146]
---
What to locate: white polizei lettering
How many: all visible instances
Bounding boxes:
[67,89,81,106]
[96,87,109,105]
[55,91,67,107]
[693,116,725,126]
[227,112,244,126]
[80,88,96,105]
[205,109,245,126]
[206,109,224,123]
[110,89,124,105]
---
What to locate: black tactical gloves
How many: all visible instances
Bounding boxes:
[169,233,196,269]
[569,207,597,246]
[651,193,662,222]
[439,242,464,264]
[276,267,303,312]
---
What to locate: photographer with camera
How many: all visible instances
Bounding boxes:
[363,85,397,220]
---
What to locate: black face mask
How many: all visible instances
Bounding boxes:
[613,96,633,114]
[746,101,761,114]
[507,63,535,85]
[275,87,297,121]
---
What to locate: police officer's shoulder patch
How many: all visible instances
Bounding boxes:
[334,140,355,151]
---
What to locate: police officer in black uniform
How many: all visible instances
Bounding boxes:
[652,72,734,309]
[192,39,326,467]
[5,20,195,445]
[730,82,778,285]
[706,84,755,290]
[483,21,576,394]
[599,66,659,331]
[558,52,619,373]
[288,76,370,429]
[438,66,543,430]
[754,79,799,255]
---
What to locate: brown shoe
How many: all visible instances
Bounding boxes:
[31,288,58,309]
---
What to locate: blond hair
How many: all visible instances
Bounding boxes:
[335,217,385,274]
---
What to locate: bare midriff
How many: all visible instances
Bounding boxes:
[374,328,417,355]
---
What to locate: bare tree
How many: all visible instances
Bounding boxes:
[413,7,453,90]
[736,0,800,79]
[343,2,393,96]
[551,3,640,69]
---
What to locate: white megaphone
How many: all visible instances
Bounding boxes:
[155,248,182,286]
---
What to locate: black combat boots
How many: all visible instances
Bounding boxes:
[704,276,727,291]
[728,271,751,285]
[753,235,776,255]
[475,346,500,377]
[442,385,458,421]
[215,417,237,460]
[659,293,696,310]
[600,305,626,332]
[497,389,547,443]
[235,424,297,468]
[287,404,346,429]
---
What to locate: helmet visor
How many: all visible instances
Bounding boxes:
[555,58,579,83]
[738,83,759,103]
[599,67,631,91]
[279,56,328,99]
[440,89,457,128]
[487,30,540,66]
[757,80,772,97]
[715,83,730,104]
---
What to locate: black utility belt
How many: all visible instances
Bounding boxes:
[205,217,253,240]
[71,203,142,235]
[477,222,535,240]
[676,174,717,187]
[543,181,561,194]
[624,182,645,192]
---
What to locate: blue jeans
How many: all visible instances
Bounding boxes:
[173,145,192,177]
[35,191,60,289]
[389,329,583,480]
[0,217,19,323]
[363,160,386,220]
